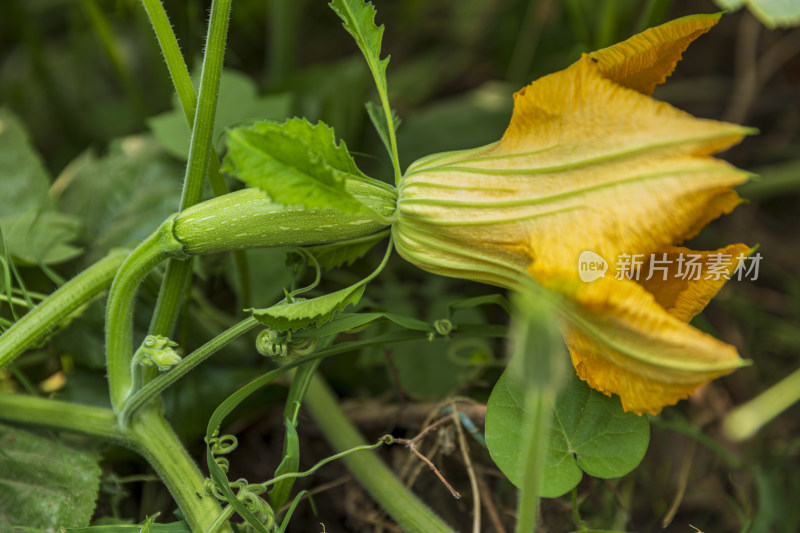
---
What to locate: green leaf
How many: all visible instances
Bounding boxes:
[249,240,392,332]
[485,370,650,497]
[749,0,800,27]
[223,118,376,216]
[365,101,400,160]
[0,210,83,266]
[328,0,401,181]
[0,423,102,530]
[249,283,366,332]
[0,108,83,266]
[268,419,300,510]
[148,69,292,159]
[56,136,184,264]
[280,117,368,179]
[303,230,388,270]
[0,108,52,218]
[328,0,389,98]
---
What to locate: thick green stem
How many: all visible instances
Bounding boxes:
[106,223,180,411]
[129,408,231,533]
[304,374,456,533]
[139,0,197,127]
[147,0,232,342]
[148,258,191,339]
[0,249,128,370]
[139,0,251,308]
[0,393,124,442]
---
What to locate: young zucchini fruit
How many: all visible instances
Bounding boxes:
[172,181,397,255]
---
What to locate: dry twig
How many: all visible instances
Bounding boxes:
[451,404,481,533]
[388,416,462,499]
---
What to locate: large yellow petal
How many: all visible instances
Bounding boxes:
[636,243,752,322]
[589,13,721,95]
[543,271,745,414]
[399,57,752,282]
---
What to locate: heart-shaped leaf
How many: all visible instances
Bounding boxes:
[485,369,649,497]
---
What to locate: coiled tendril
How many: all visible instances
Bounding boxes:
[205,430,276,531]
[256,328,317,359]
[428,319,456,341]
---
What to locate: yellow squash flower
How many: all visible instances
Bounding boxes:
[393,13,754,414]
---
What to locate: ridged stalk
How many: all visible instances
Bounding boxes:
[0,249,128,370]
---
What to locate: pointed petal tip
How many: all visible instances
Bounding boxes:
[588,12,724,95]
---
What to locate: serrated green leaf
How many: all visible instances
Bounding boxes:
[328,0,389,97]
[0,108,83,266]
[223,119,376,216]
[365,101,400,160]
[249,283,366,332]
[280,118,368,178]
[329,0,401,181]
[249,241,392,332]
[0,423,102,529]
[303,230,388,270]
[485,370,650,497]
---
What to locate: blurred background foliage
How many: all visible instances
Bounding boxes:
[1,0,799,531]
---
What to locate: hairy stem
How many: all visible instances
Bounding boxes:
[147,0,232,342]
[139,0,251,308]
[139,0,197,127]
[0,249,127,370]
[129,408,232,533]
[106,224,178,411]
[0,393,124,442]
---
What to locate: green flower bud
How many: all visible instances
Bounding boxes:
[135,335,181,371]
